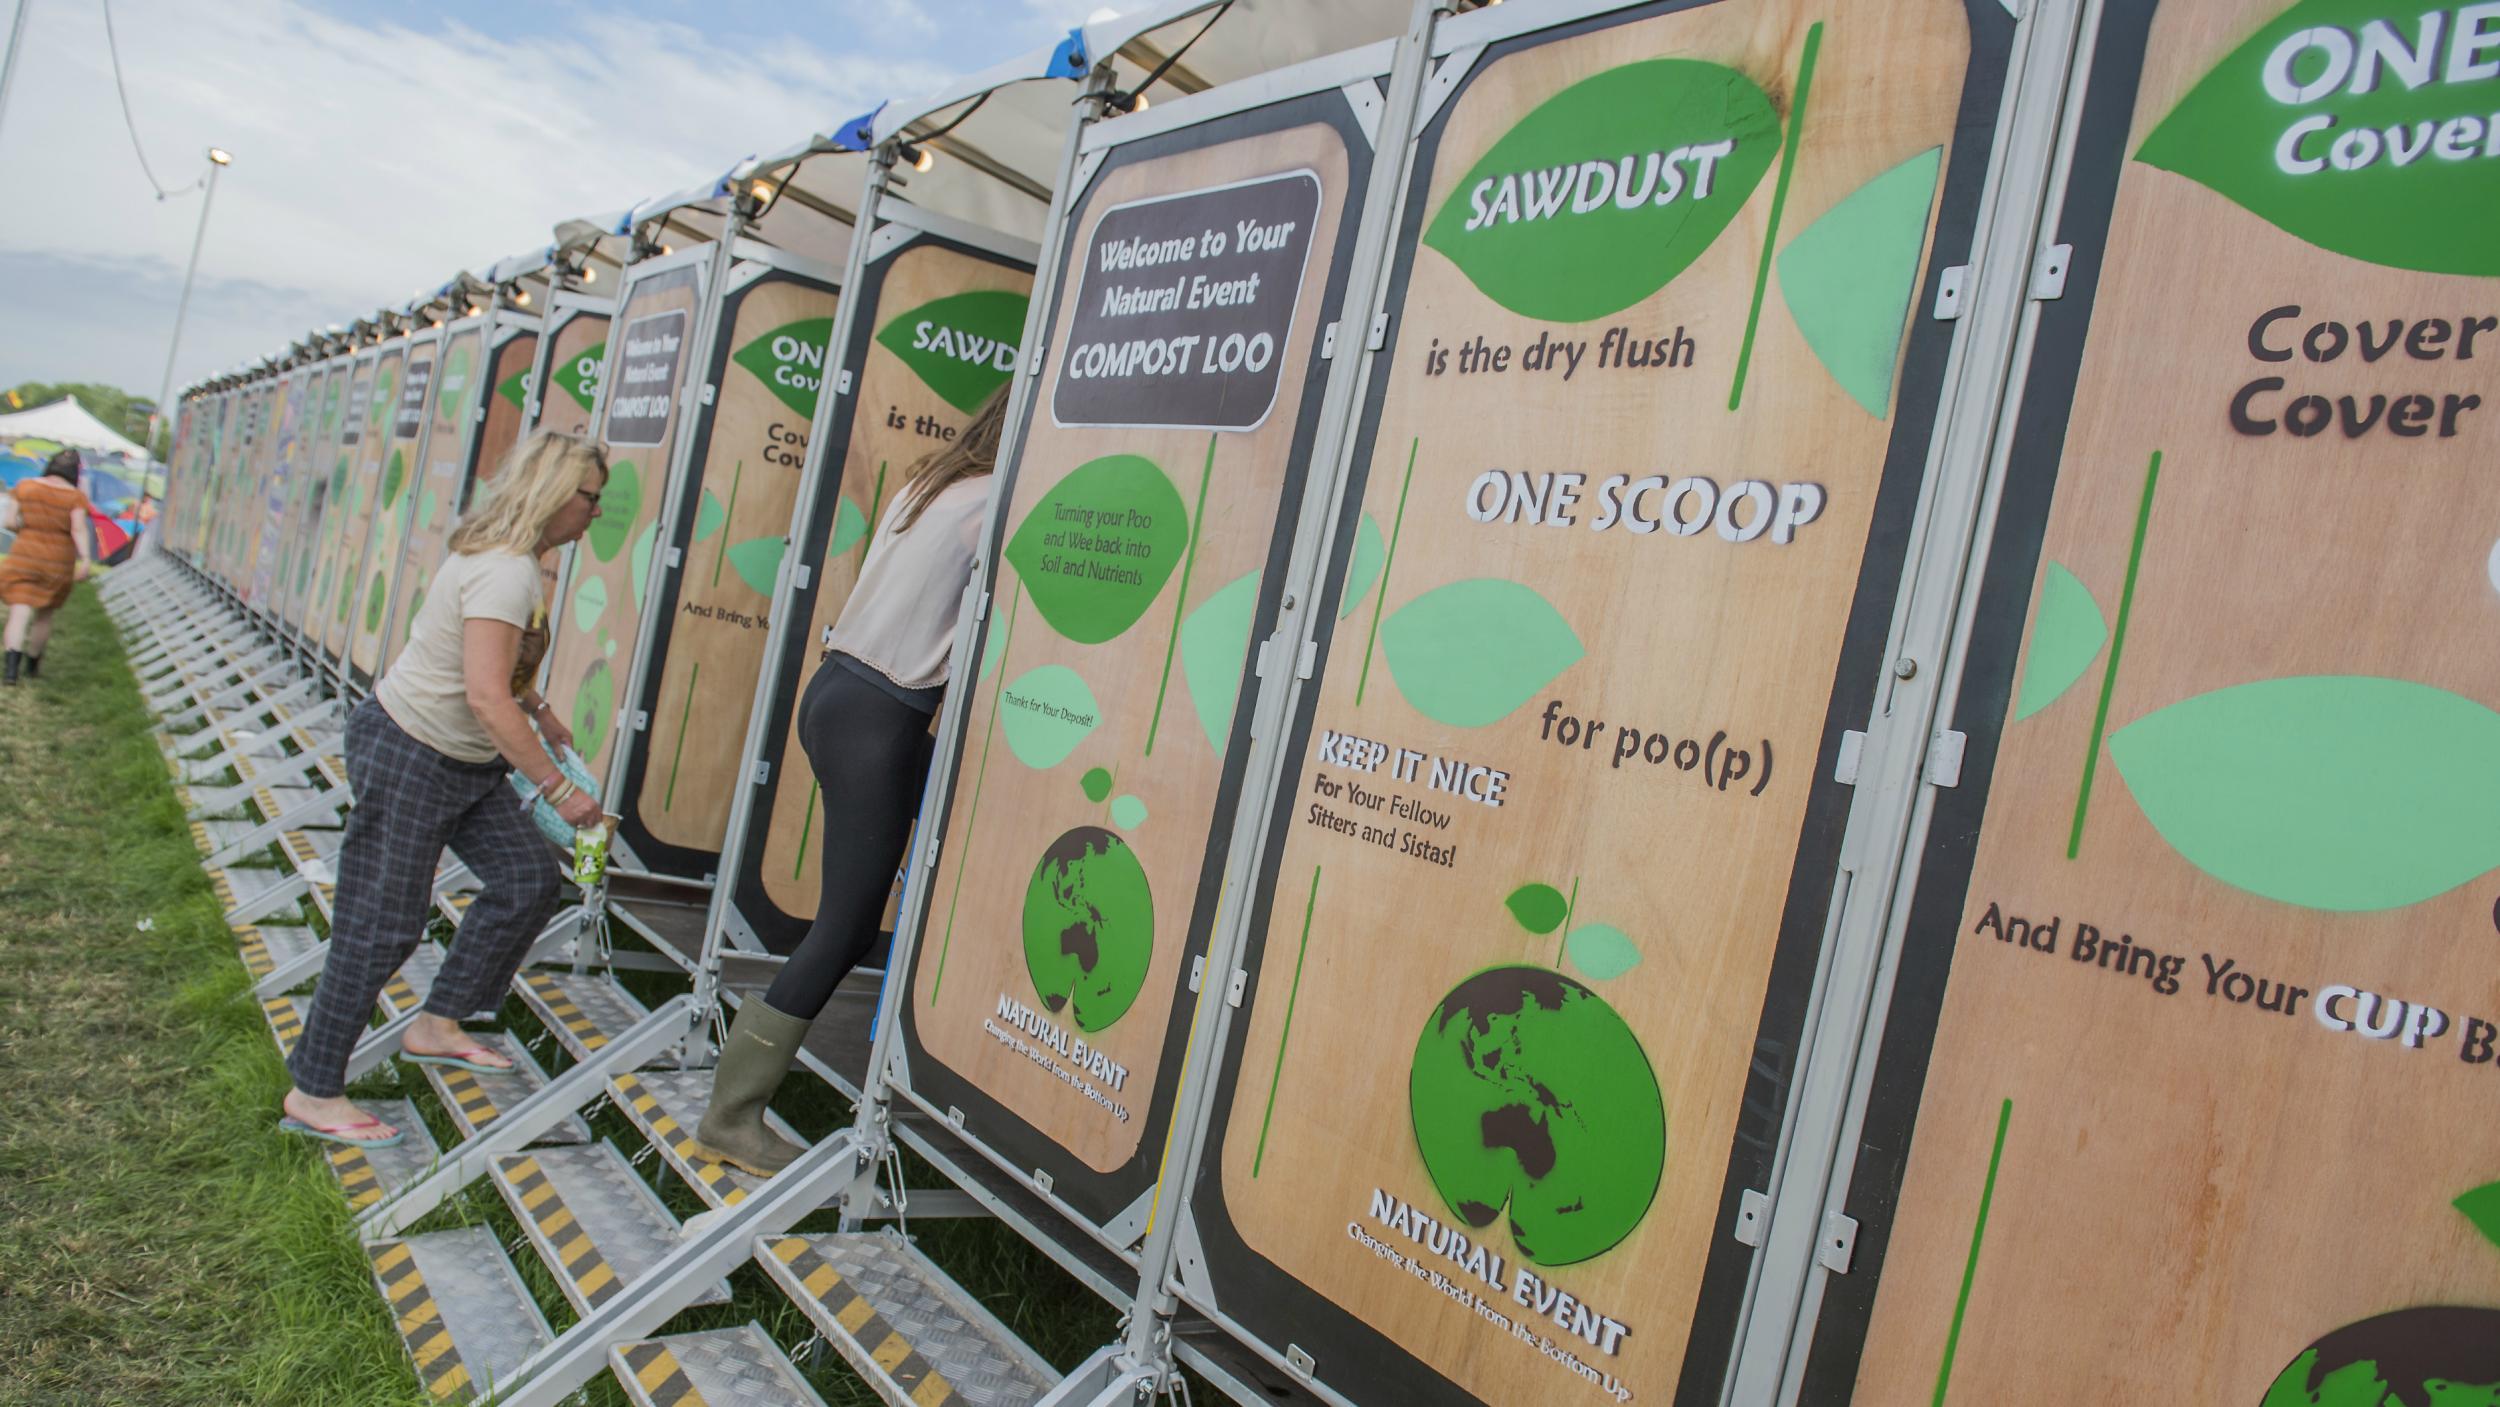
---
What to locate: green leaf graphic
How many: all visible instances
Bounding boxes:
[978,614,1005,682]
[1777,147,1941,417]
[1566,925,1641,980]
[1004,454,1189,645]
[693,489,725,543]
[437,341,477,431]
[1423,59,1781,322]
[573,659,615,765]
[724,537,784,596]
[999,664,1100,770]
[1338,512,1385,621]
[494,366,529,411]
[1505,882,1569,935]
[1382,579,1584,728]
[2459,1181,2500,1251]
[1081,766,1113,802]
[828,495,869,557]
[417,486,440,532]
[1180,570,1261,752]
[587,458,640,562]
[571,573,608,634]
[2108,676,2500,911]
[363,569,388,633]
[1111,794,1147,830]
[876,289,1030,413]
[2135,0,2500,276]
[381,449,406,512]
[2015,562,2108,721]
[552,340,605,414]
[629,519,659,604]
[731,316,834,419]
[1022,826,1153,1032]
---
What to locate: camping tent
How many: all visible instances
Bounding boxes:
[0,397,148,459]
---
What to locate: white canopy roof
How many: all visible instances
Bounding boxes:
[0,396,146,458]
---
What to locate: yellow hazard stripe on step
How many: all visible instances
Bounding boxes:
[330,1143,384,1210]
[437,1068,500,1131]
[524,974,608,1051]
[369,1242,473,1400]
[617,1341,712,1407]
[263,998,304,1056]
[767,1239,956,1405]
[613,1075,747,1207]
[236,927,272,977]
[499,1158,621,1309]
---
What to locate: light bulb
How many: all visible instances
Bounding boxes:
[751,178,776,202]
[658,242,673,256]
[912,145,934,173]
[582,267,597,284]
[514,288,532,307]
[1134,91,1150,111]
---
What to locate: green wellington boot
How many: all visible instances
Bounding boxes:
[690,1000,812,1176]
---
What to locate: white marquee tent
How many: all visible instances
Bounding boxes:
[0,396,148,459]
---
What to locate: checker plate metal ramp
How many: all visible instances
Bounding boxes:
[189,817,264,854]
[184,780,257,819]
[324,1098,440,1212]
[369,1227,553,1403]
[422,1032,589,1145]
[236,923,321,982]
[492,1142,729,1314]
[611,1325,829,1407]
[252,783,326,820]
[518,969,650,1061]
[758,1232,1056,1407]
[611,1068,806,1210]
[211,862,301,916]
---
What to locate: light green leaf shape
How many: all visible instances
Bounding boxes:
[381,449,407,511]
[829,495,870,558]
[999,664,1100,770]
[1005,454,1189,645]
[603,637,617,659]
[726,537,785,596]
[2459,1181,2500,1251]
[2014,562,2107,721]
[1422,59,1780,323]
[1382,579,1584,728]
[2108,676,2500,912]
[1111,794,1147,830]
[1081,766,1113,802]
[1567,925,1641,980]
[574,659,614,765]
[1180,570,1261,752]
[363,570,388,633]
[572,573,608,634]
[588,458,640,562]
[1505,882,1569,935]
[1338,512,1385,621]
[417,486,440,532]
[978,616,1005,682]
[2135,0,2500,277]
[1776,147,1941,417]
[629,519,659,604]
[693,489,725,542]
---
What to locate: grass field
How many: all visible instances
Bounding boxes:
[0,583,1118,1406]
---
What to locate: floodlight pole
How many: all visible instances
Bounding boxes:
[0,0,31,152]
[149,148,229,462]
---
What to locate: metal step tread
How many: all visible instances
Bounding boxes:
[209,861,302,914]
[376,942,449,1022]
[236,923,322,982]
[421,1031,590,1146]
[435,887,478,928]
[324,1097,441,1212]
[757,1231,1056,1407]
[368,1226,554,1403]
[610,1068,806,1211]
[251,783,329,821]
[491,1141,729,1314]
[188,816,265,854]
[184,780,258,819]
[516,968,650,1060]
[610,1325,829,1407]
[261,991,414,1064]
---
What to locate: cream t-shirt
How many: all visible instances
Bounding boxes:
[825,475,991,690]
[376,549,543,762]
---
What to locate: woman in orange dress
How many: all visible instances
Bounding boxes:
[0,450,97,686]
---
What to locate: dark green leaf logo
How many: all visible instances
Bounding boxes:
[731,317,834,420]
[875,290,1028,413]
[1004,453,1188,644]
[1423,58,1781,322]
[2136,0,2500,276]
[552,340,605,414]
[494,366,530,411]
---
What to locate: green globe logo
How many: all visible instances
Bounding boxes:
[1020,826,1152,1033]
[2261,1306,2500,1406]
[1409,965,1663,1266]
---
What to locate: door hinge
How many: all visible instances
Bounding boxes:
[1226,969,1248,1008]
[1254,639,1274,678]
[836,369,854,396]
[1367,312,1390,350]
[752,759,771,786]
[664,545,683,570]
[1296,640,1317,679]
[1733,1188,1769,1247]
[1834,729,1868,785]
[1926,729,1968,788]
[699,382,717,406]
[1933,265,1970,320]
[1818,1211,1859,1273]
[794,563,812,591]
[1320,321,1339,360]
[1188,956,1206,993]
[632,709,650,732]
[1027,344,1046,375]
[2031,243,2073,300]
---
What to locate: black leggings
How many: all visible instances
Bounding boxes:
[762,658,936,1020]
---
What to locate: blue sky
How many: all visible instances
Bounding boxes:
[0,0,1109,398]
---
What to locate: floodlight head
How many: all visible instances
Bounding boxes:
[207,147,232,166]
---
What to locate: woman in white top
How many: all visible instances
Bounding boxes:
[279,432,609,1147]
[692,392,1002,1174]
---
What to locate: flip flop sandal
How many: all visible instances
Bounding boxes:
[280,1114,405,1148]
[401,1046,516,1076]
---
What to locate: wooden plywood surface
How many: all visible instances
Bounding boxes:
[1202,5,1972,1403]
[476,330,538,493]
[297,361,363,651]
[350,335,440,678]
[244,374,298,606]
[541,268,701,780]
[321,350,400,665]
[635,273,843,856]
[756,242,1035,927]
[534,311,609,441]
[274,365,342,633]
[383,325,486,669]
[908,121,1354,1178]
[1847,2,2500,1402]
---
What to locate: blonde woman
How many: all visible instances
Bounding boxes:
[281,432,608,1147]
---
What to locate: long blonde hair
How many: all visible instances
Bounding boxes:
[450,431,606,556]
[893,389,1008,531]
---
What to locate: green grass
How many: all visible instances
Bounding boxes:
[0,582,1124,1406]
[0,584,428,1407]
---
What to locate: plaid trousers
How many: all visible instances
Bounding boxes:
[285,698,563,1099]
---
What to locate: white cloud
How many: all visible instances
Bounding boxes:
[0,0,956,391]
